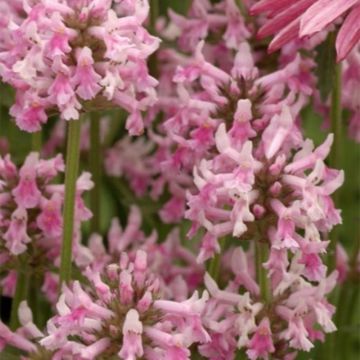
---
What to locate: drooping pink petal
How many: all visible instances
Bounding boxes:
[300,0,359,36]
[258,0,316,38]
[336,5,360,61]
[250,0,298,16]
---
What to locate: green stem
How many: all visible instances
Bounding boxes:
[327,47,344,360]
[255,238,270,304]
[28,274,40,326]
[103,109,125,147]
[329,62,342,172]
[31,131,42,152]
[208,253,221,282]
[59,118,82,286]
[89,112,101,234]
[150,0,159,32]
[328,62,342,272]
[148,0,159,77]
[10,261,29,330]
[207,238,227,283]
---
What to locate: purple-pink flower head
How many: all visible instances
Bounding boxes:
[0,152,93,299]
[0,0,160,135]
[0,251,210,359]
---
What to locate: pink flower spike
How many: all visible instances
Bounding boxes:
[73,47,102,100]
[246,318,275,360]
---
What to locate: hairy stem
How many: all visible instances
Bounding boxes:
[59,118,82,286]
[328,61,343,360]
[31,131,42,153]
[256,238,270,304]
[208,253,221,282]
[148,0,159,77]
[207,237,227,282]
[10,259,29,330]
[89,112,102,234]
[328,62,342,271]
[150,0,159,32]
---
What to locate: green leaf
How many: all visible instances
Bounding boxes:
[160,0,191,15]
[315,33,336,102]
[0,348,24,360]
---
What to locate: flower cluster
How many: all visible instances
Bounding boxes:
[202,267,338,359]
[180,47,344,358]
[1,251,210,359]
[0,0,159,134]
[86,206,204,298]
[0,152,93,298]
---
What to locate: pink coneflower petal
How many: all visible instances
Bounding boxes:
[300,0,359,36]
[336,5,360,61]
[250,0,298,17]
[258,0,316,38]
[268,19,300,53]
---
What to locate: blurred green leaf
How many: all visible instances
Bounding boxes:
[315,33,336,101]
[159,0,191,15]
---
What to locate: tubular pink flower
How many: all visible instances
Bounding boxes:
[246,318,275,360]
[72,47,102,101]
[3,207,31,255]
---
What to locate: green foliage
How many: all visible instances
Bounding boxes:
[315,33,337,102]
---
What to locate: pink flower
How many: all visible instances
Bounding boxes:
[118,309,144,360]
[3,207,31,255]
[37,193,63,237]
[12,153,41,208]
[72,47,102,100]
[44,13,75,59]
[11,95,48,133]
[0,0,159,133]
[246,318,275,360]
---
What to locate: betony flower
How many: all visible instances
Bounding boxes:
[0,152,93,300]
[0,0,160,134]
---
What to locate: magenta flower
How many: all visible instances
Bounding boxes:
[0,0,160,134]
[0,152,93,298]
[246,318,275,360]
[3,251,209,359]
